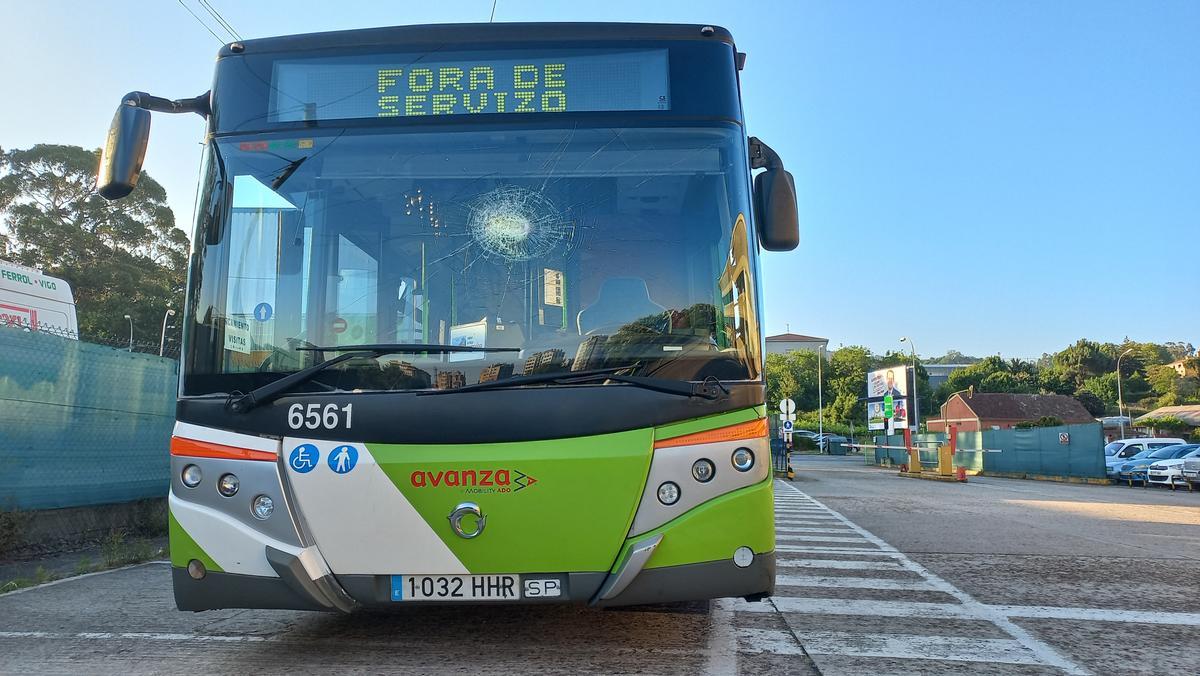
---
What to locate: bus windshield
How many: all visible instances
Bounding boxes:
[184,124,760,396]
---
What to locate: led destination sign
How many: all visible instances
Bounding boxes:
[269,49,670,122]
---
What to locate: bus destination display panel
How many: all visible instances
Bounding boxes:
[269,49,670,122]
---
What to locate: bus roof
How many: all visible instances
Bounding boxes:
[0,258,75,305]
[216,22,736,58]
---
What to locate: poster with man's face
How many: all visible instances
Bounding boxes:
[867,366,909,398]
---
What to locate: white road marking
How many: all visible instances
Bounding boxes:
[0,561,169,598]
[735,628,807,656]
[770,597,976,619]
[993,605,1200,626]
[775,482,1087,675]
[703,599,739,676]
[775,527,855,534]
[776,559,907,571]
[776,534,875,544]
[776,516,840,522]
[797,631,1043,665]
[777,545,901,556]
[776,574,934,591]
[0,630,268,642]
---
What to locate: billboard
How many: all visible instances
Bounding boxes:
[867,365,912,431]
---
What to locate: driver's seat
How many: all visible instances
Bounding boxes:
[576,277,666,336]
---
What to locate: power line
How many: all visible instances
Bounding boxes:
[489,0,498,22]
[198,0,243,41]
[174,0,224,44]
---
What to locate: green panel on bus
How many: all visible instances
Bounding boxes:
[372,428,653,573]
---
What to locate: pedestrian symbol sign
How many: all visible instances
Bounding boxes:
[289,444,319,473]
[783,420,794,432]
[328,444,359,474]
[253,302,273,322]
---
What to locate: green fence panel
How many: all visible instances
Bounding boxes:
[975,423,1104,479]
[0,329,176,510]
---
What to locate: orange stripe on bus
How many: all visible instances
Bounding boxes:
[170,436,277,462]
[654,418,768,449]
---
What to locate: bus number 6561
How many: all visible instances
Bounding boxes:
[287,403,353,430]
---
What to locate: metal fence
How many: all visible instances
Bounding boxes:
[0,325,177,510]
[871,423,1105,479]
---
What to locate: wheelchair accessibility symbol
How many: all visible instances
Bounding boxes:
[289,444,319,473]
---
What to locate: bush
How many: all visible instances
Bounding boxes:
[1015,416,1064,429]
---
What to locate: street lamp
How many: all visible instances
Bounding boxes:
[899,337,919,433]
[123,314,134,352]
[159,309,176,356]
[1116,347,1134,439]
[817,344,824,450]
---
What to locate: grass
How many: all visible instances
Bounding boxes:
[0,529,167,595]
[0,507,29,559]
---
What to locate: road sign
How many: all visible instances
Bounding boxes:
[331,317,348,334]
[1059,432,1070,445]
[779,398,796,415]
[783,420,794,432]
[253,302,273,322]
[883,393,894,418]
[779,413,795,423]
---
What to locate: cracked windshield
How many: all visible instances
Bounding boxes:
[186,126,760,394]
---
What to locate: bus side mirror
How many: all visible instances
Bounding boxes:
[96,103,151,200]
[754,168,799,251]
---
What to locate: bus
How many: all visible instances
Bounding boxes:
[0,258,79,337]
[97,22,798,612]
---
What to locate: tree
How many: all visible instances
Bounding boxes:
[1053,339,1114,389]
[825,346,872,424]
[1164,342,1196,360]
[764,350,821,415]
[927,350,981,365]
[0,144,188,342]
[1074,391,1106,417]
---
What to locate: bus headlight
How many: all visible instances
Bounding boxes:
[657,481,680,505]
[251,495,275,520]
[217,473,240,497]
[181,464,202,488]
[691,459,715,483]
[731,447,755,472]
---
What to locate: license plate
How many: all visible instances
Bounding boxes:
[391,575,519,601]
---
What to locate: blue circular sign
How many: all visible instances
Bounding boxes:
[328,444,359,474]
[288,444,319,473]
[253,302,273,322]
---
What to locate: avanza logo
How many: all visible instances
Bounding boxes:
[409,469,538,494]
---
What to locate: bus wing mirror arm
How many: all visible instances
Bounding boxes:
[96,91,210,201]
[749,137,799,252]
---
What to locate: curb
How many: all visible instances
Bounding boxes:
[976,471,1112,485]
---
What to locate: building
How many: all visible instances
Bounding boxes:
[926,390,1094,433]
[923,363,972,391]
[765,332,828,356]
[478,363,514,383]
[1168,358,1198,378]
[435,370,466,390]
[1135,405,1200,434]
[572,335,608,371]
[523,348,565,375]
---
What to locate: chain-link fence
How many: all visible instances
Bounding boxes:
[0,323,177,510]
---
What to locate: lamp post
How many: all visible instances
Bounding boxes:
[900,337,919,433]
[123,314,134,352]
[159,309,176,356]
[1116,347,1133,439]
[817,345,824,450]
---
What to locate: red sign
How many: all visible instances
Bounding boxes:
[331,317,348,334]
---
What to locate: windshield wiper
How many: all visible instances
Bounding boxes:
[229,343,519,413]
[419,368,729,401]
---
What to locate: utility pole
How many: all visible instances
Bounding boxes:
[124,314,134,352]
[818,345,824,451]
[900,337,920,433]
[159,308,176,356]
[1116,347,1133,439]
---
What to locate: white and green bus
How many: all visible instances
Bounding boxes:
[97,22,798,611]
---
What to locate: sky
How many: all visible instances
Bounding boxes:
[2,0,1197,359]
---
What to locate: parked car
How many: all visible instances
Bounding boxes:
[1118,444,1195,485]
[1146,445,1200,488]
[1105,438,1185,478]
[793,429,820,439]
[1182,456,1200,489]
[818,434,849,451]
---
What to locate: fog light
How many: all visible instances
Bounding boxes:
[187,559,207,579]
[733,546,754,568]
[731,447,755,472]
[657,481,680,505]
[251,495,275,520]
[181,464,202,488]
[217,473,239,497]
[691,459,715,483]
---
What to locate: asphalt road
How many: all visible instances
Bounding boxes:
[2,455,1198,675]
